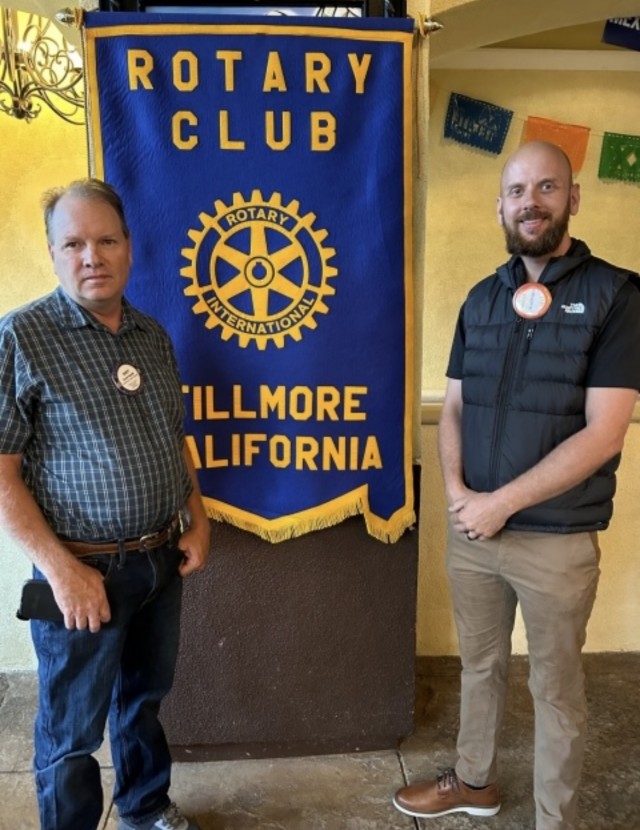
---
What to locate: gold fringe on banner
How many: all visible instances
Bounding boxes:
[202,492,416,545]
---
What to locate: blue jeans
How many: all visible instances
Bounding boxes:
[31,541,184,830]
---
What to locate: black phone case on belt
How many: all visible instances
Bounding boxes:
[16,580,64,622]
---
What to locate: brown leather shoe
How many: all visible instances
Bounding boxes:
[393,767,501,818]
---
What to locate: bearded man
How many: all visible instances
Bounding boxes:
[393,141,640,830]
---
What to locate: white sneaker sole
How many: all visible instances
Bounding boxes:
[392,796,501,818]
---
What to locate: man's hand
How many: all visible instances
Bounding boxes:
[179,441,211,577]
[449,490,511,541]
[177,524,210,577]
[48,562,111,633]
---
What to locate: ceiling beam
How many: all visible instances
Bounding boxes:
[431,47,640,71]
[429,0,640,58]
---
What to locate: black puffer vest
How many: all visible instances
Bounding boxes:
[461,239,634,533]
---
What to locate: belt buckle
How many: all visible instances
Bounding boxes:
[138,529,160,550]
[138,516,178,551]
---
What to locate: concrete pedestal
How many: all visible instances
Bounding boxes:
[161,475,419,761]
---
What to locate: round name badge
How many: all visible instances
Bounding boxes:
[112,362,143,395]
[512,283,552,320]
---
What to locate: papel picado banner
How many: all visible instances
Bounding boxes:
[84,11,415,543]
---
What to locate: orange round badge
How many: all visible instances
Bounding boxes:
[512,284,552,320]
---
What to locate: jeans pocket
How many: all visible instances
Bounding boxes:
[78,553,116,583]
[165,541,186,577]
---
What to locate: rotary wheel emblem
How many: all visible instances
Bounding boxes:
[181,190,338,349]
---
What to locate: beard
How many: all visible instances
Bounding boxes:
[502,201,571,258]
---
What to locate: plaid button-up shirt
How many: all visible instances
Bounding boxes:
[0,287,192,541]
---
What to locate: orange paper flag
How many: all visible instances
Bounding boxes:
[522,116,591,175]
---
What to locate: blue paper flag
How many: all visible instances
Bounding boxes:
[602,18,640,52]
[444,92,513,155]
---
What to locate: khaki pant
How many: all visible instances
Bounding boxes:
[446,525,601,830]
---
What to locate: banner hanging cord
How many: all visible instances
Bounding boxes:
[412,15,443,178]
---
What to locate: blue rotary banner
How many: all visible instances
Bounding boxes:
[84,11,414,543]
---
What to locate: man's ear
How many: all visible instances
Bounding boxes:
[496,197,504,227]
[570,183,580,217]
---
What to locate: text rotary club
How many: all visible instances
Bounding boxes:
[126,47,374,152]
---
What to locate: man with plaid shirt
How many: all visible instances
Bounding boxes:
[0,179,210,830]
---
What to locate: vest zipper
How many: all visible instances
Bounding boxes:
[523,323,536,354]
[489,316,524,489]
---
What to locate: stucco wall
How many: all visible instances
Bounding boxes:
[0,108,88,670]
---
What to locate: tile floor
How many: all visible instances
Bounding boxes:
[1,654,638,830]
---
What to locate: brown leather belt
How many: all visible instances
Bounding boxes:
[63,515,180,557]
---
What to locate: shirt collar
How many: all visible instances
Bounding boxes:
[53,286,150,333]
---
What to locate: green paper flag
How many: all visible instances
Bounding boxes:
[599,132,640,182]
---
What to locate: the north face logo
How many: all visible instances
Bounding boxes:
[561,303,585,314]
